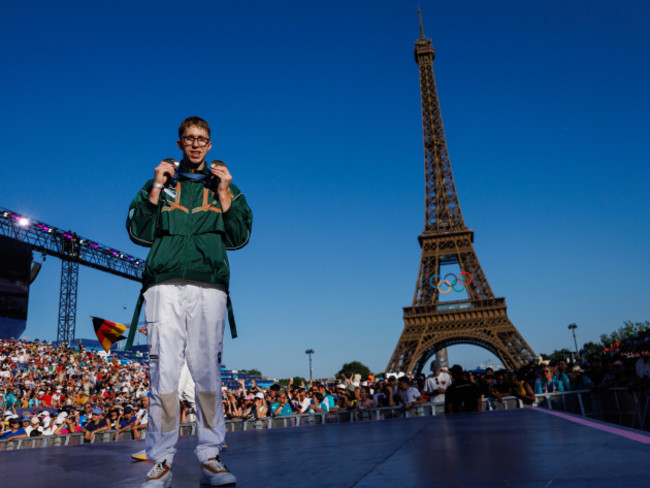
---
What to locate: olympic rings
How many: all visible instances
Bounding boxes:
[429,271,473,293]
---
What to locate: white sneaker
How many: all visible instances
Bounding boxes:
[141,460,172,488]
[201,456,236,486]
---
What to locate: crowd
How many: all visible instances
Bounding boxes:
[0,339,150,441]
[2,333,650,442]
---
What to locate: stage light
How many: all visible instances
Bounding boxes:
[18,217,30,226]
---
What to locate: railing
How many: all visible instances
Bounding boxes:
[3,388,648,451]
[533,387,650,430]
[1,433,84,450]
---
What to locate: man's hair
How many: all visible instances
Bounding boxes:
[178,116,211,139]
[450,364,463,377]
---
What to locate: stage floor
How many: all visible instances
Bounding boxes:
[2,409,650,487]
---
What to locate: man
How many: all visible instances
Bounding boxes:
[445,365,482,414]
[270,391,293,416]
[423,360,452,405]
[115,406,138,440]
[79,403,93,428]
[555,360,571,391]
[398,376,427,410]
[294,388,312,414]
[82,407,109,442]
[127,116,253,488]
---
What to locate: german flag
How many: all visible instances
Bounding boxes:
[91,316,127,352]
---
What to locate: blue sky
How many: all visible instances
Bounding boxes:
[1,1,649,379]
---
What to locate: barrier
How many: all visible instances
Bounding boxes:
[3,388,648,451]
[534,387,650,430]
[1,433,84,450]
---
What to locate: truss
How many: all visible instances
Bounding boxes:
[0,207,143,342]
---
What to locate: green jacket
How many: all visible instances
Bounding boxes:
[126,171,253,293]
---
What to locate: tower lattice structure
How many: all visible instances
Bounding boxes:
[386,15,535,373]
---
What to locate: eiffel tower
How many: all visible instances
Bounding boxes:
[386,13,535,374]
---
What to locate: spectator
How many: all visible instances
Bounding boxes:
[445,365,482,414]
[106,407,122,430]
[115,406,138,440]
[253,393,268,419]
[180,400,197,424]
[60,412,81,435]
[293,389,311,414]
[357,387,376,409]
[1,416,27,440]
[423,360,452,405]
[490,371,515,403]
[635,343,650,387]
[132,396,149,440]
[555,360,571,391]
[373,380,395,408]
[569,366,594,391]
[511,370,536,405]
[25,415,43,437]
[270,391,293,417]
[79,403,93,428]
[19,416,31,434]
[310,392,330,413]
[599,360,633,389]
[316,384,335,410]
[82,407,108,442]
[535,365,564,394]
[398,377,426,410]
[477,371,494,408]
[586,357,606,386]
[224,391,242,420]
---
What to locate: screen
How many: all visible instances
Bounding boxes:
[0,236,32,339]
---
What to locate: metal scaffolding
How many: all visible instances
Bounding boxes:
[0,207,143,342]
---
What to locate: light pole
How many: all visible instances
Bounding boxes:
[568,323,579,361]
[305,349,314,381]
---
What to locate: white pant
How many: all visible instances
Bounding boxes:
[144,280,227,464]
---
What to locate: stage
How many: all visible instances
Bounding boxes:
[1,409,649,487]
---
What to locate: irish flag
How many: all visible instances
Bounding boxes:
[91,316,127,352]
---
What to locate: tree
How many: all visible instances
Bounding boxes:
[336,361,371,380]
[548,348,572,362]
[599,320,649,348]
[238,368,262,377]
[580,341,603,358]
[278,376,307,387]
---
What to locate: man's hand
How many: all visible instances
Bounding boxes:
[211,164,233,212]
[210,164,232,194]
[149,160,177,204]
[154,160,176,186]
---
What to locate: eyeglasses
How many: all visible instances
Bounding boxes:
[181,136,210,147]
